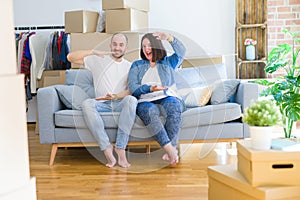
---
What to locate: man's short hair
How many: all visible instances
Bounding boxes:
[111,33,128,45]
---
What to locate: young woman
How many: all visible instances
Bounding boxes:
[128,32,186,165]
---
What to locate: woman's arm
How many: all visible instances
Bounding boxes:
[165,36,186,69]
[152,32,186,69]
[128,61,152,99]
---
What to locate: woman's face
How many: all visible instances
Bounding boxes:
[142,38,152,61]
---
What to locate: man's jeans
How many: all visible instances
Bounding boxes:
[136,96,184,147]
[82,96,137,151]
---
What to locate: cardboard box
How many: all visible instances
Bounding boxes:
[102,0,149,12]
[237,140,300,187]
[38,70,66,88]
[181,56,223,68]
[65,10,99,33]
[70,32,141,68]
[208,164,300,200]
[105,8,148,33]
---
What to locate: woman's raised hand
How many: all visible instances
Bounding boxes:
[153,32,173,42]
[152,32,168,40]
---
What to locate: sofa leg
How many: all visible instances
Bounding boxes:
[177,144,181,157]
[146,144,151,154]
[50,144,58,166]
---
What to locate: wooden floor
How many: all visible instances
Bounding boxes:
[27,124,239,200]
[29,123,300,199]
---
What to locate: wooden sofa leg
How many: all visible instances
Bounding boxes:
[49,144,58,166]
[146,144,151,154]
[177,144,181,157]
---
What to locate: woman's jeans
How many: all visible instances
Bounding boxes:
[82,96,137,151]
[137,96,184,147]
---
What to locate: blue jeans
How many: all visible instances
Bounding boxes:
[82,96,137,151]
[136,96,184,147]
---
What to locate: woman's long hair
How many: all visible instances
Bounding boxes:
[140,33,167,62]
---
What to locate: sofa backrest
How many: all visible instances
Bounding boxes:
[65,69,95,98]
[65,63,227,99]
[175,63,227,89]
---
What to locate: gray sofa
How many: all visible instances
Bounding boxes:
[37,63,261,165]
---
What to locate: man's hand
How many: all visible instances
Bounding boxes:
[95,93,118,101]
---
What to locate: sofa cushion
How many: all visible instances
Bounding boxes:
[177,86,212,107]
[65,69,95,98]
[175,63,227,89]
[174,64,227,107]
[55,85,90,110]
[54,103,241,129]
[55,110,151,129]
[210,79,241,105]
[181,103,241,128]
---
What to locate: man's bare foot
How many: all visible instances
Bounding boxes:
[163,143,179,166]
[103,145,116,168]
[115,148,131,168]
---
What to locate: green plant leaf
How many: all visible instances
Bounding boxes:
[252,79,275,86]
[255,29,300,136]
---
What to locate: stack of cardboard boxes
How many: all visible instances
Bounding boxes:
[102,0,149,33]
[64,0,150,69]
[208,140,300,200]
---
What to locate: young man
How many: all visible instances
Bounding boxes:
[67,33,137,168]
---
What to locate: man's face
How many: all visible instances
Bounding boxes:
[110,34,128,59]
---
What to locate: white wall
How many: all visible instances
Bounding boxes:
[13,0,236,77]
[149,0,236,77]
[13,0,100,26]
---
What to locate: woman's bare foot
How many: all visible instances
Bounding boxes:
[103,145,116,168]
[162,149,178,162]
[163,143,179,166]
[115,148,131,168]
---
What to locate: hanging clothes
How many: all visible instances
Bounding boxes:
[20,32,35,81]
[29,32,49,93]
[15,29,70,98]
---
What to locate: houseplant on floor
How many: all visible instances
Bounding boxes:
[254,29,300,138]
[242,99,280,150]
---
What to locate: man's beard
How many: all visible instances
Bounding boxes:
[111,51,125,59]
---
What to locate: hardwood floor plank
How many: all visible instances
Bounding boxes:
[27,124,237,200]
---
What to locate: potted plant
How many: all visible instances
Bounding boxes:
[254,29,300,138]
[242,99,280,150]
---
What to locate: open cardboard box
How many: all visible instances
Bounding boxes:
[237,140,300,187]
[208,164,300,200]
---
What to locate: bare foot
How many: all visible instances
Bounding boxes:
[163,143,179,166]
[162,149,178,162]
[103,145,116,168]
[115,148,131,168]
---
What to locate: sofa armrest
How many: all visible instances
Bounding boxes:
[37,86,64,144]
[235,81,265,113]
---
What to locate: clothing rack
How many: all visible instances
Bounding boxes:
[15,25,65,31]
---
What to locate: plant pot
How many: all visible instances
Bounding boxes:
[250,126,273,150]
[246,45,255,60]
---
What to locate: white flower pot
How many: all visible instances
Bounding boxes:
[246,45,255,60]
[250,126,273,150]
